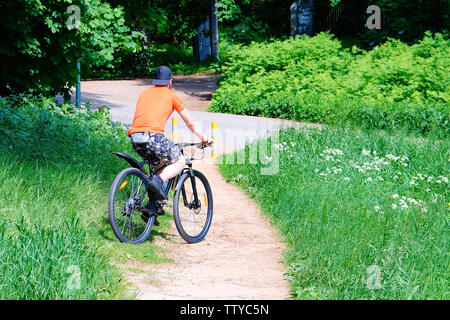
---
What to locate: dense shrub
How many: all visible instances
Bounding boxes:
[210,32,449,136]
[0,95,130,166]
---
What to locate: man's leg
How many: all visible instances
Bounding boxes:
[158,156,185,181]
[142,157,184,225]
[144,133,185,200]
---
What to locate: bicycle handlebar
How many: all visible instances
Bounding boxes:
[177,141,214,149]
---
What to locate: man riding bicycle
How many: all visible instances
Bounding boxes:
[128,66,211,224]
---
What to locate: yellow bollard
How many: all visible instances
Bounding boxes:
[211,121,218,158]
[172,117,178,141]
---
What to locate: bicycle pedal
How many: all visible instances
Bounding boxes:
[157,200,169,207]
[156,208,166,216]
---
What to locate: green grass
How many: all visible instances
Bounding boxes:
[218,127,449,299]
[0,95,170,299]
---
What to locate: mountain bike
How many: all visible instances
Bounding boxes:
[108,141,213,244]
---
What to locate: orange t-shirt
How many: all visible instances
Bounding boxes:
[128,86,184,136]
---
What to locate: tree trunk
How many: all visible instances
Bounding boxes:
[210,0,219,60]
[290,0,315,37]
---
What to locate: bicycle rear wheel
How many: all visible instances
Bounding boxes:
[108,168,155,244]
[173,170,213,243]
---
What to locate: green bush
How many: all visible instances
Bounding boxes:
[210,32,449,137]
[0,95,129,166]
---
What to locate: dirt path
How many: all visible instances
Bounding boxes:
[67,74,291,299]
[124,163,288,299]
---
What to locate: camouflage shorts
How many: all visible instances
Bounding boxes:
[132,133,182,164]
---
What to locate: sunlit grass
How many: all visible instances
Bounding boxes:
[219,127,449,299]
[0,96,171,299]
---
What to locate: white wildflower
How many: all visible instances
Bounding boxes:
[387,154,400,161]
[332,167,342,174]
[399,199,409,210]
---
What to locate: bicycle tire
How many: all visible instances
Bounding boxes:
[108,168,155,244]
[173,170,213,243]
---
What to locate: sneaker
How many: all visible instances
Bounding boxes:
[147,175,166,200]
[141,201,156,215]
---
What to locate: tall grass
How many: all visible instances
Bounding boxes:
[0,95,168,299]
[218,127,449,299]
[0,215,120,299]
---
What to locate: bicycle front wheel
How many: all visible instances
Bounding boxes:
[108,168,155,244]
[173,170,213,243]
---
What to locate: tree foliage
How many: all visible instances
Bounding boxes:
[0,0,140,96]
[315,0,449,47]
[107,0,210,42]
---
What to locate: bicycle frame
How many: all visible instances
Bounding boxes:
[113,139,211,209]
[112,153,198,208]
[151,161,200,208]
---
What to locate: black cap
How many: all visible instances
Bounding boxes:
[152,66,172,86]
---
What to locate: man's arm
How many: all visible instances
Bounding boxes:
[179,109,209,143]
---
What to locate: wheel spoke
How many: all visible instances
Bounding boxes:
[175,173,212,242]
[110,170,152,243]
